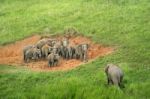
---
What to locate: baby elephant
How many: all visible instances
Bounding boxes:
[47,53,60,67]
[105,64,124,87]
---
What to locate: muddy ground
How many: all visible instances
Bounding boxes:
[0,35,113,71]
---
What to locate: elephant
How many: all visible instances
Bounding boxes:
[105,64,124,87]
[52,40,63,55]
[74,45,82,59]
[47,53,60,67]
[52,38,69,58]
[23,45,35,61]
[64,45,75,59]
[41,44,53,58]
[35,38,56,49]
[35,39,47,49]
[74,44,89,62]
[24,47,41,62]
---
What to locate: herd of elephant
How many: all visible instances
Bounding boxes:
[23,37,124,87]
[23,37,89,67]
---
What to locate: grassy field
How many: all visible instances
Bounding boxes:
[0,0,150,98]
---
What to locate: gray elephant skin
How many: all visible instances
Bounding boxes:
[24,47,41,62]
[41,44,52,58]
[74,44,89,62]
[64,45,75,59]
[35,38,56,49]
[23,45,35,61]
[105,64,124,87]
[47,53,60,67]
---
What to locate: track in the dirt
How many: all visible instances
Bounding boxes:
[0,35,113,71]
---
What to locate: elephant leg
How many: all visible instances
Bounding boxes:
[73,54,76,59]
[42,52,44,58]
[48,60,52,67]
[107,77,110,85]
[61,47,65,58]
[52,61,54,66]
[64,51,67,59]
[53,60,55,66]
[56,61,58,66]
[112,77,119,86]
[43,53,45,58]
[83,53,87,62]
[56,60,59,66]
[61,50,64,57]
[27,58,30,63]
[69,50,73,59]
[67,52,70,59]
[62,52,65,58]
[119,82,121,87]
[84,51,88,62]
[77,54,80,59]
[80,53,84,61]
[50,61,52,67]
[53,61,56,66]
[108,75,113,85]
[45,52,48,58]
[118,76,123,87]
[61,51,64,57]
[54,61,58,66]
[48,61,50,67]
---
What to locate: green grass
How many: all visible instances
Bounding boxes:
[0,0,150,98]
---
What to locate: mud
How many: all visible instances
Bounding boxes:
[0,35,113,71]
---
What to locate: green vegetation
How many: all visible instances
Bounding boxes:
[0,0,150,98]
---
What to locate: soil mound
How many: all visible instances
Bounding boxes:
[0,35,113,71]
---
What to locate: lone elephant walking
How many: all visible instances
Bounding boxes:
[105,64,124,87]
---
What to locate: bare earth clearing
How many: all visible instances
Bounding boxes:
[0,35,113,71]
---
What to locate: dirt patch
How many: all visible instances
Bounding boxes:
[0,35,113,71]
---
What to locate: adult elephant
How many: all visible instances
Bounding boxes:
[65,45,75,59]
[35,39,47,49]
[24,47,41,62]
[41,44,53,58]
[35,38,56,49]
[61,38,72,59]
[105,64,124,87]
[23,45,35,61]
[74,44,89,62]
